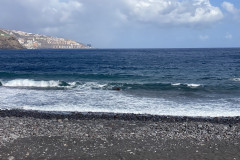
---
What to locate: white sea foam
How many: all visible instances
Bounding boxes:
[171,83,201,88]
[186,83,201,88]
[0,85,239,117]
[1,79,109,90]
[75,82,107,90]
[171,83,181,86]
[232,78,240,82]
[2,79,62,88]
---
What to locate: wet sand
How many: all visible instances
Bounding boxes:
[0,109,240,160]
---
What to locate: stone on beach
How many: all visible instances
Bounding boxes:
[0,109,240,159]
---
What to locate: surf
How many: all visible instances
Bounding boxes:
[1,79,70,88]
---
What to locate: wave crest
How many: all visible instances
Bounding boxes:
[186,83,201,88]
[0,79,109,90]
[2,79,237,92]
[1,79,70,88]
[0,79,203,90]
[232,78,240,82]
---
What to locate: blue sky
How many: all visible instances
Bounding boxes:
[0,0,239,48]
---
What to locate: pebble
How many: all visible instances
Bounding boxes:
[0,110,240,149]
[8,156,15,160]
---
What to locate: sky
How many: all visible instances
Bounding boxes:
[0,0,239,48]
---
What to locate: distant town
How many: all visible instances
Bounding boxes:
[0,29,91,49]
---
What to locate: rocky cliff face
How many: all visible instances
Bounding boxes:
[0,36,24,49]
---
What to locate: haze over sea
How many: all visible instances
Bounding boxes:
[0,48,239,117]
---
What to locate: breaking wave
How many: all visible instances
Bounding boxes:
[0,79,239,93]
[232,78,240,82]
[1,79,70,88]
[0,79,202,90]
[0,79,109,90]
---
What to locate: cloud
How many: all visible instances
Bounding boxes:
[0,0,226,47]
[222,1,239,15]
[0,0,83,33]
[225,32,232,39]
[0,0,224,30]
[123,0,223,27]
[222,1,240,21]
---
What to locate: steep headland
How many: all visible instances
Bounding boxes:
[0,35,24,49]
[0,28,90,49]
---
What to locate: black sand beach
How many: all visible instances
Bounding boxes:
[0,109,240,160]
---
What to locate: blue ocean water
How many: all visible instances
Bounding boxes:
[0,48,239,117]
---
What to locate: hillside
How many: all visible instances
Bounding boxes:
[0,29,90,49]
[0,30,24,49]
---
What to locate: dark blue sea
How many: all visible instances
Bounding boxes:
[0,48,240,117]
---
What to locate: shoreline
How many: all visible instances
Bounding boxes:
[0,109,240,159]
[0,109,240,124]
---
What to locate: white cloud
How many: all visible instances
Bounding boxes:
[40,0,83,24]
[0,0,227,47]
[221,1,240,24]
[222,1,239,15]
[123,0,223,26]
[225,32,232,39]
[8,0,84,35]
[14,0,83,25]
[0,0,224,31]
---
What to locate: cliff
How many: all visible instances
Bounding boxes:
[0,36,24,49]
[0,29,90,49]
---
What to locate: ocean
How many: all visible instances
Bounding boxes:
[0,48,239,117]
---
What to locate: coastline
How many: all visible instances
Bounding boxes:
[0,109,240,159]
[0,109,240,124]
